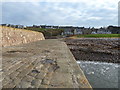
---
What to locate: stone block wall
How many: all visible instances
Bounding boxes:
[1,26,45,47]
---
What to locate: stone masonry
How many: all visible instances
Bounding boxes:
[1,26,45,47]
[2,39,92,88]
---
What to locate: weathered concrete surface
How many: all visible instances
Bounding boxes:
[2,39,92,88]
[1,26,45,47]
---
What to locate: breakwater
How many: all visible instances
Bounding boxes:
[2,39,92,88]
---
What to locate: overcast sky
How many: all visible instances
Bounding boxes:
[1,0,119,27]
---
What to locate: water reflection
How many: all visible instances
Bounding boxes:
[77,61,119,88]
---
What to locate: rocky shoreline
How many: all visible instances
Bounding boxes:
[64,38,119,63]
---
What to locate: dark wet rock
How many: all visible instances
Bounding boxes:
[65,38,119,63]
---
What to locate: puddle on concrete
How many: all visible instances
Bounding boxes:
[32,70,40,73]
[41,59,56,65]
[41,59,60,72]
[7,50,28,53]
[3,50,32,58]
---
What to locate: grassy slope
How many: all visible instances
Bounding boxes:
[26,27,63,31]
[25,27,64,37]
[76,34,120,38]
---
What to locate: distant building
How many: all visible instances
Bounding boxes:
[1,24,24,29]
[53,26,59,29]
[74,29,83,34]
[91,31,97,34]
[45,26,53,29]
[33,25,41,28]
[107,26,120,34]
[60,26,84,35]
[15,25,24,29]
[81,28,92,34]
[63,28,73,35]
[97,28,111,34]
[1,24,8,26]
[40,25,46,28]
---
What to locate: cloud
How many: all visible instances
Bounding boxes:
[2,0,118,27]
[87,17,103,20]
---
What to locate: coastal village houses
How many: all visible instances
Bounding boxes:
[96,28,112,34]
[1,24,120,35]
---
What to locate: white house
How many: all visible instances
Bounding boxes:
[74,29,83,34]
[91,31,97,34]
[97,29,111,34]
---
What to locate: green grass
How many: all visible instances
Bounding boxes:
[76,34,120,38]
[25,27,63,31]
[25,27,64,37]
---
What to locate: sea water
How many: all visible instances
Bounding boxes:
[77,61,119,88]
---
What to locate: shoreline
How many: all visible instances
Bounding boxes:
[64,38,119,63]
